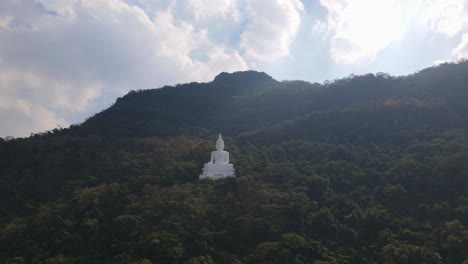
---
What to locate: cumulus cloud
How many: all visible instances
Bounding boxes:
[0,0,248,137]
[0,96,68,137]
[185,0,240,22]
[2,0,466,137]
[0,16,14,30]
[424,0,468,61]
[206,46,248,72]
[405,0,468,63]
[317,0,405,64]
[422,0,467,36]
[453,33,468,59]
[317,0,468,64]
[240,0,304,62]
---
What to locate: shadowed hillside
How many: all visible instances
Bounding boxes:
[1,62,468,263]
[61,62,468,141]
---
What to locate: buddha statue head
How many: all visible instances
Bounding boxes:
[215,134,225,151]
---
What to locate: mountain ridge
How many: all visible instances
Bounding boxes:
[57,61,468,141]
[1,61,468,263]
[212,70,277,85]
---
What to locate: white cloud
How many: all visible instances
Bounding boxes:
[0,68,102,113]
[206,46,248,71]
[317,0,468,64]
[37,0,78,18]
[3,0,464,138]
[0,0,248,137]
[422,0,468,63]
[0,16,13,30]
[240,0,304,62]
[453,33,468,59]
[185,0,240,22]
[0,96,68,137]
[318,0,405,64]
[422,0,467,36]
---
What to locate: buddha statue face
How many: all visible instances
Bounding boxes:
[216,134,224,151]
[216,140,224,151]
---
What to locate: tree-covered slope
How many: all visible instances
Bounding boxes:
[66,62,468,139]
[1,62,468,264]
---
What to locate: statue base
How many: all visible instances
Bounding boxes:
[199,164,235,180]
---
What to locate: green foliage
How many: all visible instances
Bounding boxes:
[1,63,468,263]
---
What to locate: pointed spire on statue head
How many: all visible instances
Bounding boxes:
[216,133,225,151]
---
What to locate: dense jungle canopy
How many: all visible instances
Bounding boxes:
[1,62,468,263]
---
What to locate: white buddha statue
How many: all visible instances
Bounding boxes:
[199,134,235,179]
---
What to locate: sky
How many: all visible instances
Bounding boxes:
[0,0,467,137]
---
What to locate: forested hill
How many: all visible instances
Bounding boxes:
[66,61,468,140]
[1,62,468,263]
